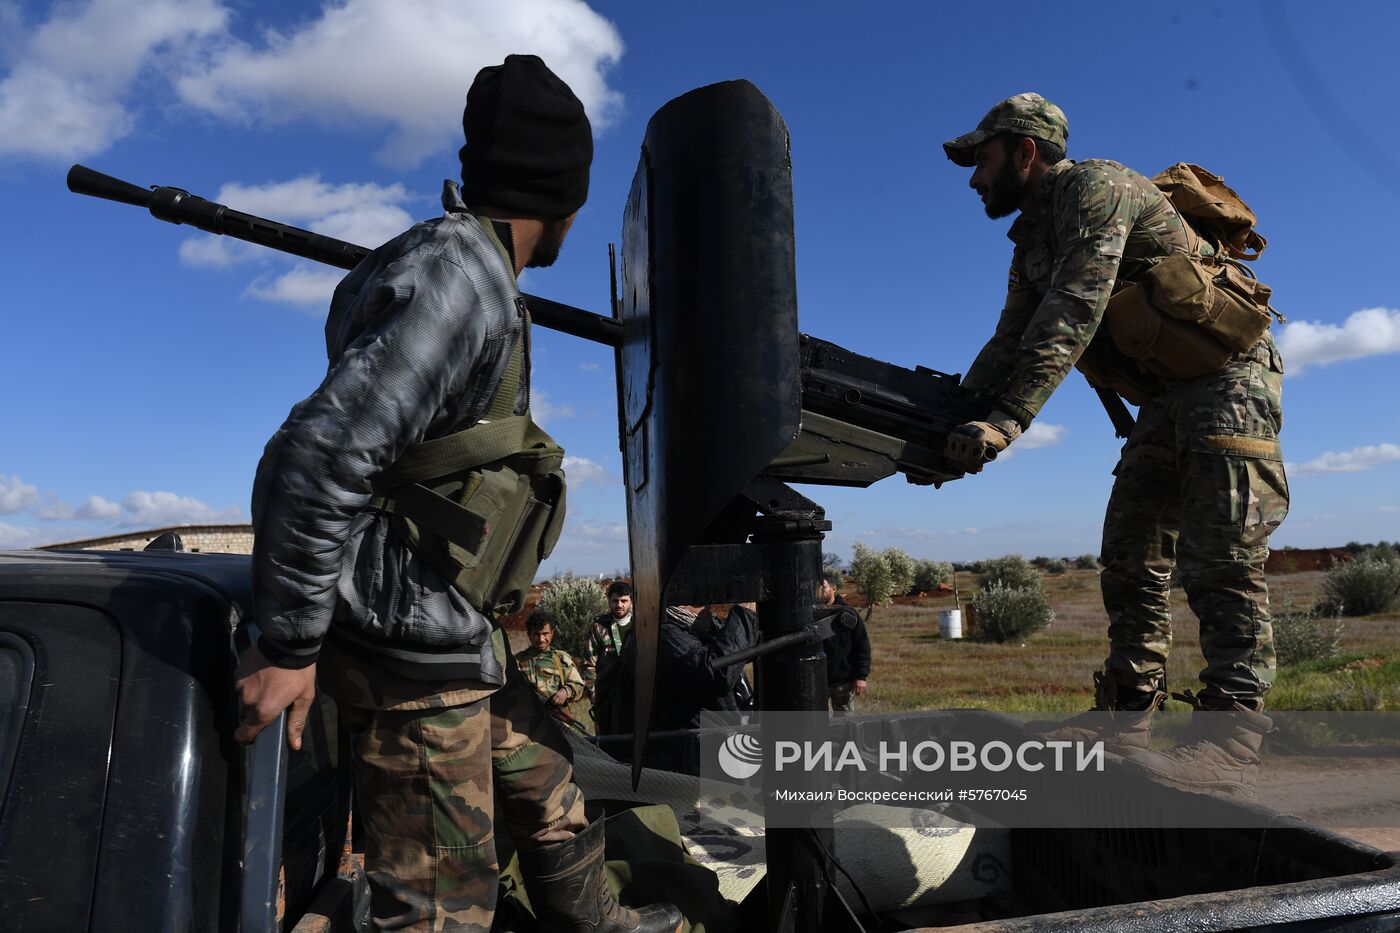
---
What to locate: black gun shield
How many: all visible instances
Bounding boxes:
[618,81,802,775]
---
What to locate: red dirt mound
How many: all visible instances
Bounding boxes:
[1265,548,1352,574]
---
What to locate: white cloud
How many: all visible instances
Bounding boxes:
[35,493,126,521]
[0,521,43,549]
[120,490,243,526]
[177,175,417,308]
[999,422,1066,461]
[1277,307,1400,373]
[562,455,610,487]
[578,362,602,372]
[175,0,624,166]
[531,389,574,426]
[1294,443,1400,475]
[244,263,350,310]
[564,520,627,543]
[5,483,240,543]
[78,495,123,520]
[1017,422,1066,450]
[1,0,623,168]
[858,526,980,540]
[0,0,227,160]
[178,235,259,269]
[0,475,38,514]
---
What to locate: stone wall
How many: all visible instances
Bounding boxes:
[44,524,255,555]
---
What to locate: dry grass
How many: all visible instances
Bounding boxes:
[509,569,1400,716]
[858,569,1400,713]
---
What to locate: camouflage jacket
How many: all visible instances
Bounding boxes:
[962,159,1195,427]
[579,613,632,687]
[514,646,586,704]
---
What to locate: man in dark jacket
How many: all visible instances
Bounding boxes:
[612,604,760,773]
[231,55,680,933]
[819,578,870,713]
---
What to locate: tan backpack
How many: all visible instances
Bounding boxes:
[1100,163,1285,383]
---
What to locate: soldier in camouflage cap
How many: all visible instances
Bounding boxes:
[943,92,1069,168]
[939,93,1286,796]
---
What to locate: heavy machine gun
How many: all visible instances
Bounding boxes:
[67,163,990,488]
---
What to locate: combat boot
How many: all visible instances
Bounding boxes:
[520,817,684,933]
[1028,671,1164,755]
[1123,691,1272,798]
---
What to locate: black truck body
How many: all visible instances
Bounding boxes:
[2,546,1399,931]
[0,548,361,932]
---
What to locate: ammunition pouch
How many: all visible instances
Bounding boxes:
[374,414,567,617]
[1104,253,1276,382]
[1076,329,1160,406]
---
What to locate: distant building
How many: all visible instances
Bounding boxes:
[42,524,254,555]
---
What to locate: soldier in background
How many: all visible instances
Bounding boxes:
[940,93,1285,793]
[515,610,587,711]
[819,577,870,713]
[581,580,633,696]
[609,604,760,773]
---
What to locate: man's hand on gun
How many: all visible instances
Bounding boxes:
[944,410,1022,474]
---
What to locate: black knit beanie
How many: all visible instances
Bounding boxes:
[459,54,593,218]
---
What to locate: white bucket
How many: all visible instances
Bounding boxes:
[938,608,963,640]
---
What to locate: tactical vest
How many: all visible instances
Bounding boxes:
[372,235,566,618]
[1079,164,1284,402]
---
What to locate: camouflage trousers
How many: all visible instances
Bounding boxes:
[1100,337,1289,706]
[324,649,588,932]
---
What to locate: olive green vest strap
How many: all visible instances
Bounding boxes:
[384,480,491,553]
[379,415,561,487]
[470,209,526,423]
[485,325,525,421]
[368,216,564,618]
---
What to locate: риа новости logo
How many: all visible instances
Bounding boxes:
[718,732,763,779]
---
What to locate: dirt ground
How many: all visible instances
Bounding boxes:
[1259,755,1400,852]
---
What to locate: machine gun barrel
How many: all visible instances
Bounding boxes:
[66,164,624,348]
[66,164,1007,482]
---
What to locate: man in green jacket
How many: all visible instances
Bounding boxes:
[942,93,1286,793]
[516,610,588,709]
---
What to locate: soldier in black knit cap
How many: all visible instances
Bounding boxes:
[237,54,682,933]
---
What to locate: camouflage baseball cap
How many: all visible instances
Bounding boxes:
[943,92,1069,167]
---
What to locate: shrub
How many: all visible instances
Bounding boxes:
[912,559,955,593]
[882,547,916,597]
[849,543,894,610]
[536,573,607,655]
[1044,559,1069,575]
[821,551,846,588]
[1074,554,1101,571]
[976,554,1042,593]
[1359,545,1400,565]
[1324,555,1400,617]
[1272,599,1345,667]
[971,583,1053,643]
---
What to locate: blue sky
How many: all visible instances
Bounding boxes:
[1,0,1397,574]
